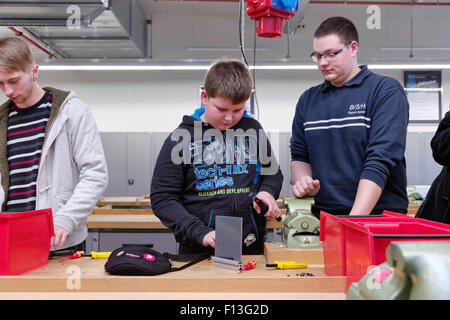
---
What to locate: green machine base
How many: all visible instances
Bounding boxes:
[281,198,322,249]
[347,241,450,300]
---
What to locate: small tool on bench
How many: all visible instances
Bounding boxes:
[82,251,111,259]
[266,260,307,270]
[58,250,85,262]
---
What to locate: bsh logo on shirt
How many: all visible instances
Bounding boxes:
[348,103,367,115]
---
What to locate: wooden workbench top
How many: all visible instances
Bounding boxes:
[97,196,150,207]
[0,255,346,300]
[87,214,284,230]
[87,214,167,229]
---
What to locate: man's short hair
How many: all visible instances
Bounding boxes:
[204,59,253,105]
[313,16,359,45]
[0,36,35,72]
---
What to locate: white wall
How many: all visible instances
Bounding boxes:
[1,67,440,133]
[2,2,450,133]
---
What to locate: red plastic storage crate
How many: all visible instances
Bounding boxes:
[319,210,413,276]
[343,218,450,288]
[0,209,54,275]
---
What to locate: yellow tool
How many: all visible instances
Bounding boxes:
[82,251,111,259]
[266,261,307,270]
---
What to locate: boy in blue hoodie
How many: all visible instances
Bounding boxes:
[290,17,409,217]
[151,59,283,254]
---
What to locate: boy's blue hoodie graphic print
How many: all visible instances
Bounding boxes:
[150,108,283,253]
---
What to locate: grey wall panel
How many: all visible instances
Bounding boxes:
[126,133,152,197]
[405,132,442,185]
[100,132,127,196]
[101,132,153,197]
[405,132,421,185]
[274,132,293,197]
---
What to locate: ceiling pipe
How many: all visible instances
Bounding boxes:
[155,0,450,3]
[308,0,450,5]
[156,0,450,5]
[8,26,59,59]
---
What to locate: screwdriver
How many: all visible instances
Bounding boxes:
[57,251,111,262]
[58,250,84,262]
[240,260,256,273]
[82,251,111,259]
[266,261,308,270]
[248,193,282,222]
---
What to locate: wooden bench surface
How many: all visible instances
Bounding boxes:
[0,254,346,300]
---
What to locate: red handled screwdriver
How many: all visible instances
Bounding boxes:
[58,250,84,262]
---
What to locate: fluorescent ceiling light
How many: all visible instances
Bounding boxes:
[39,65,211,71]
[250,65,316,70]
[187,47,269,52]
[38,64,450,71]
[38,65,317,71]
[252,64,450,70]
[404,88,442,91]
[381,48,450,51]
[368,64,450,70]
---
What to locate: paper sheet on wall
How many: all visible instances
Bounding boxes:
[407,91,440,121]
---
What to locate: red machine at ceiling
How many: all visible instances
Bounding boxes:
[246,0,299,38]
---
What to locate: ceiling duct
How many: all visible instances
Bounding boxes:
[0,0,148,59]
[0,0,108,27]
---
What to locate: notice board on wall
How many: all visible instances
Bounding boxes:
[404,71,442,123]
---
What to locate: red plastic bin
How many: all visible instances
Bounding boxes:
[0,209,54,275]
[319,210,413,276]
[343,218,450,288]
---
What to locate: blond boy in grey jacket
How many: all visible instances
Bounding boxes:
[0,37,108,250]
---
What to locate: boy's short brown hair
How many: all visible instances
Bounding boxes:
[0,36,35,72]
[313,16,359,45]
[204,59,253,105]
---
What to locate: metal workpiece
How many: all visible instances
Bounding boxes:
[211,256,243,271]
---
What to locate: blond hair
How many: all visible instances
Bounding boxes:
[0,37,35,72]
[204,59,253,105]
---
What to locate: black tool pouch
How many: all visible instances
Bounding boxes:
[104,245,210,276]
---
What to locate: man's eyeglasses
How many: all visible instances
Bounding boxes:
[310,42,351,63]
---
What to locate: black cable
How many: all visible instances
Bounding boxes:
[253,19,260,120]
[239,0,249,67]
[239,0,260,120]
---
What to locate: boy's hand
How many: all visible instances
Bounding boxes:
[292,176,320,198]
[253,191,280,219]
[203,230,216,248]
[52,226,69,249]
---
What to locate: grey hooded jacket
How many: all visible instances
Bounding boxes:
[0,87,108,249]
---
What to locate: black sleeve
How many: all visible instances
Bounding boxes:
[431,111,450,166]
[150,134,213,247]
